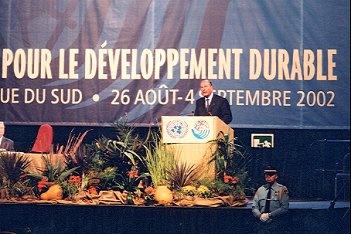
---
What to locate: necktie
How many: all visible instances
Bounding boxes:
[205,98,210,111]
[264,186,272,213]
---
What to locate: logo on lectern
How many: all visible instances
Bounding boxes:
[166,120,188,138]
[191,120,210,139]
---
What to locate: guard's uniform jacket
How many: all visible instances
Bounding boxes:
[252,182,289,220]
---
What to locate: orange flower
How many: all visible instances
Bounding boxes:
[224,175,233,183]
[37,177,54,192]
[88,186,98,195]
[145,186,155,195]
[231,176,239,185]
[68,175,82,185]
[41,177,49,182]
[128,170,139,179]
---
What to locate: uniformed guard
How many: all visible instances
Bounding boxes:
[252,166,289,224]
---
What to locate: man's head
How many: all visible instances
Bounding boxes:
[264,166,278,184]
[0,122,5,138]
[200,80,213,98]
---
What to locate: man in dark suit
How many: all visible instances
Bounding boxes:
[194,80,232,124]
[0,121,14,151]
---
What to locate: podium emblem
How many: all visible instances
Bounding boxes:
[191,120,210,140]
[166,120,189,138]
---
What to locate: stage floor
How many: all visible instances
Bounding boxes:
[0,199,349,234]
[248,198,350,209]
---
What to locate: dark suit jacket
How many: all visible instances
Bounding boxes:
[194,94,232,124]
[0,137,14,151]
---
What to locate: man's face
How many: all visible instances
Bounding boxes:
[200,81,213,97]
[0,123,4,138]
[264,173,278,184]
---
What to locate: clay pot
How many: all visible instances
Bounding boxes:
[40,184,63,200]
[154,186,173,205]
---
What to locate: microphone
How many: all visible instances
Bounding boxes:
[180,111,194,116]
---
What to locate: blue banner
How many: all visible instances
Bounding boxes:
[0,0,349,129]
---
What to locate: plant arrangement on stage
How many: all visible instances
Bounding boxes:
[179,184,213,198]
[115,166,148,193]
[62,116,151,200]
[28,154,79,199]
[207,131,253,200]
[0,152,33,198]
[0,117,252,207]
[144,131,176,188]
[60,175,82,200]
[167,161,200,190]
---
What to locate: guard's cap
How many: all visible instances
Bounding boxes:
[264,166,278,175]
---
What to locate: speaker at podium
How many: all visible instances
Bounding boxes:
[161,116,234,180]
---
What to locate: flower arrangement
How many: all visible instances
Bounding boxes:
[181,185,212,198]
[60,175,82,200]
[208,131,252,198]
[0,118,252,207]
[115,166,147,194]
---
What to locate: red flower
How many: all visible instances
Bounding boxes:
[145,186,155,195]
[37,177,54,193]
[231,177,239,185]
[128,170,139,179]
[41,177,49,182]
[88,186,98,195]
[68,175,82,185]
[224,175,233,183]
[223,175,239,186]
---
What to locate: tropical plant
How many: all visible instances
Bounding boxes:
[208,132,253,199]
[31,154,79,183]
[63,129,93,173]
[90,116,150,179]
[168,161,200,190]
[27,153,79,198]
[0,152,31,186]
[209,131,252,180]
[114,167,148,193]
[60,117,147,192]
[61,129,92,159]
[95,136,143,171]
[144,131,176,187]
[26,154,78,196]
[60,175,82,200]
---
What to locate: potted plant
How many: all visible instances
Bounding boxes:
[144,131,176,204]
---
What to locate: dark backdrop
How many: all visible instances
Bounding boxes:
[5,125,350,200]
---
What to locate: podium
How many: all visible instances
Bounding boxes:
[161,116,234,180]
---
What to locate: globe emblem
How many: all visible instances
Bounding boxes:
[191,120,210,139]
[166,120,188,138]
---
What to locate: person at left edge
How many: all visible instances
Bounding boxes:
[0,121,15,151]
[194,80,232,124]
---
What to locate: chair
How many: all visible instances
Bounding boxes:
[31,124,53,153]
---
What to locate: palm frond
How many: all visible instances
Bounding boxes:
[0,152,31,187]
